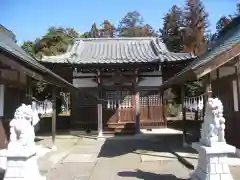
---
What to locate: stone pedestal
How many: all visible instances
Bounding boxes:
[4,145,45,180]
[0,149,6,174]
[191,142,236,180]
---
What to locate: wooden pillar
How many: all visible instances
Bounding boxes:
[160,90,166,127]
[52,86,57,149]
[235,57,240,110]
[216,68,220,96]
[97,70,103,138]
[71,91,79,127]
[203,73,212,117]
[133,73,140,134]
[181,85,187,146]
[205,73,212,98]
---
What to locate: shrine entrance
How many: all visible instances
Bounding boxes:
[139,90,165,128]
[102,88,165,131]
[102,89,134,125]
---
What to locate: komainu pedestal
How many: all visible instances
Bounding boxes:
[191,142,235,180]
[191,98,236,180]
[4,104,45,180]
[4,147,45,180]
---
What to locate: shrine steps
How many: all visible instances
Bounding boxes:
[107,122,135,134]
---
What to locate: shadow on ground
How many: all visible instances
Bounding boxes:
[98,134,197,157]
[118,170,186,180]
[98,133,197,170]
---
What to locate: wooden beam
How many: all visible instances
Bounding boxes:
[0,78,25,89]
[195,44,240,78]
[0,54,44,81]
[52,86,57,149]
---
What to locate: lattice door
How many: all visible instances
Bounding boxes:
[103,90,133,123]
[140,91,163,123]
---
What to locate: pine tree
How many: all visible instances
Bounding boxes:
[160,5,183,52]
[182,0,209,56]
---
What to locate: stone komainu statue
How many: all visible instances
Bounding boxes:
[8,103,40,148]
[200,98,226,147]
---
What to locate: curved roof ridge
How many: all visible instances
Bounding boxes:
[150,38,169,55]
[42,52,72,60]
[75,37,158,41]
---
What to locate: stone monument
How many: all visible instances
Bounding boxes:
[191,98,236,180]
[4,103,45,180]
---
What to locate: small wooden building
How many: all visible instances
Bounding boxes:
[160,16,240,149]
[39,37,196,135]
[0,26,76,149]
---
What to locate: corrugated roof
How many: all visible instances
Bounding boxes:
[160,20,240,89]
[0,31,75,89]
[40,37,195,64]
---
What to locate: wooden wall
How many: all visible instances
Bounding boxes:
[0,86,25,149]
[212,73,240,149]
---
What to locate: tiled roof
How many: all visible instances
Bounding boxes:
[160,20,240,89]
[40,37,196,64]
[0,31,75,89]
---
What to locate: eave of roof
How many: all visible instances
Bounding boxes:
[160,21,240,90]
[39,37,196,65]
[0,32,76,90]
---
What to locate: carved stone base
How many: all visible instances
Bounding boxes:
[4,146,45,180]
[191,142,236,180]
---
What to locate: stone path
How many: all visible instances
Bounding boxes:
[47,138,104,180]
[43,134,240,180]
[36,135,81,176]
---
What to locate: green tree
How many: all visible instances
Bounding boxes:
[118,11,155,37]
[21,41,35,56]
[182,0,209,56]
[80,32,91,38]
[185,80,204,97]
[160,5,184,52]
[22,27,79,58]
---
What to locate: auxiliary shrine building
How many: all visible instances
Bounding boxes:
[39,37,195,135]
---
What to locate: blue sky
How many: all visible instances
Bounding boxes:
[0,0,238,44]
